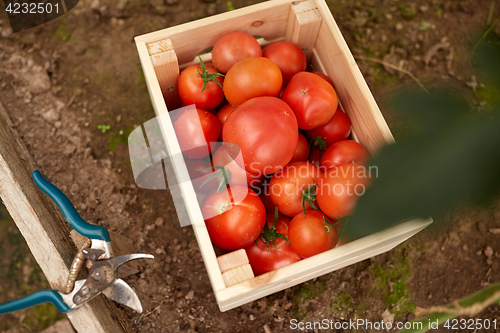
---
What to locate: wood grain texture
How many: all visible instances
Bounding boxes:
[216,219,432,311]
[222,264,254,287]
[217,249,249,273]
[312,0,395,154]
[136,41,226,293]
[0,101,128,333]
[285,0,322,60]
[135,0,292,64]
[147,39,182,110]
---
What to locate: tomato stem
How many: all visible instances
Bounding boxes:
[198,166,232,193]
[322,215,342,227]
[259,206,291,251]
[310,64,316,74]
[301,184,321,217]
[197,55,224,93]
[310,136,327,162]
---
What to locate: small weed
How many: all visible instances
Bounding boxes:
[371,245,414,317]
[293,281,326,319]
[331,292,354,313]
[226,1,235,11]
[97,125,111,133]
[420,21,431,31]
[53,20,71,42]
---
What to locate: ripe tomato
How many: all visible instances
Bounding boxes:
[260,181,277,213]
[245,210,301,275]
[290,133,309,163]
[212,32,262,74]
[315,72,335,88]
[269,161,321,217]
[262,41,306,86]
[320,140,370,170]
[282,72,338,130]
[203,186,265,250]
[174,108,220,159]
[306,108,351,147]
[216,104,236,127]
[178,61,224,110]
[288,210,338,258]
[223,97,298,175]
[317,164,370,220]
[224,57,282,106]
[212,144,262,189]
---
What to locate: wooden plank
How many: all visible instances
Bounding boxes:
[216,219,432,311]
[0,101,128,333]
[135,0,293,65]
[147,39,182,110]
[221,264,254,287]
[136,41,227,293]
[285,0,322,61]
[312,0,394,154]
[217,249,249,272]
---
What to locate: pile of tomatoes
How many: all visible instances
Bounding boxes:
[172,32,371,276]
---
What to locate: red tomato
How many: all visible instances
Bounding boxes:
[282,72,338,130]
[223,97,298,175]
[290,133,309,163]
[212,144,262,189]
[245,211,301,275]
[178,61,224,110]
[212,32,263,74]
[269,161,321,217]
[288,210,338,258]
[259,181,276,213]
[262,41,306,86]
[224,57,282,106]
[216,104,236,127]
[203,186,266,250]
[315,72,335,88]
[320,140,370,170]
[306,108,351,147]
[317,164,370,220]
[174,108,220,159]
[185,156,217,193]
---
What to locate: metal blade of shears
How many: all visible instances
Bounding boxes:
[102,279,143,313]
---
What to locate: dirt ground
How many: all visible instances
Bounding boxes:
[0,0,499,332]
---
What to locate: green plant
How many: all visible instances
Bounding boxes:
[97,124,110,133]
[420,21,431,31]
[226,1,235,11]
[342,35,500,333]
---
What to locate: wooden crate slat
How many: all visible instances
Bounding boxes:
[313,0,394,154]
[136,41,227,293]
[222,264,254,287]
[0,101,128,333]
[217,249,249,273]
[135,0,292,65]
[216,219,432,311]
[285,0,322,61]
[147,38,182,110]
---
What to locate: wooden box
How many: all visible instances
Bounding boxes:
[134,0,432,312]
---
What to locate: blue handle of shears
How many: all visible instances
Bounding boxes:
[0,290,71,314]
[32,170,111,242]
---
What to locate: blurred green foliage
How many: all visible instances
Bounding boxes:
[346,34,500,241]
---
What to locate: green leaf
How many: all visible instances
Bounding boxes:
[398,282,500,333]
[346,92,500,240]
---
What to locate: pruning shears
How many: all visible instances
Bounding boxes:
[0,170,154,314]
